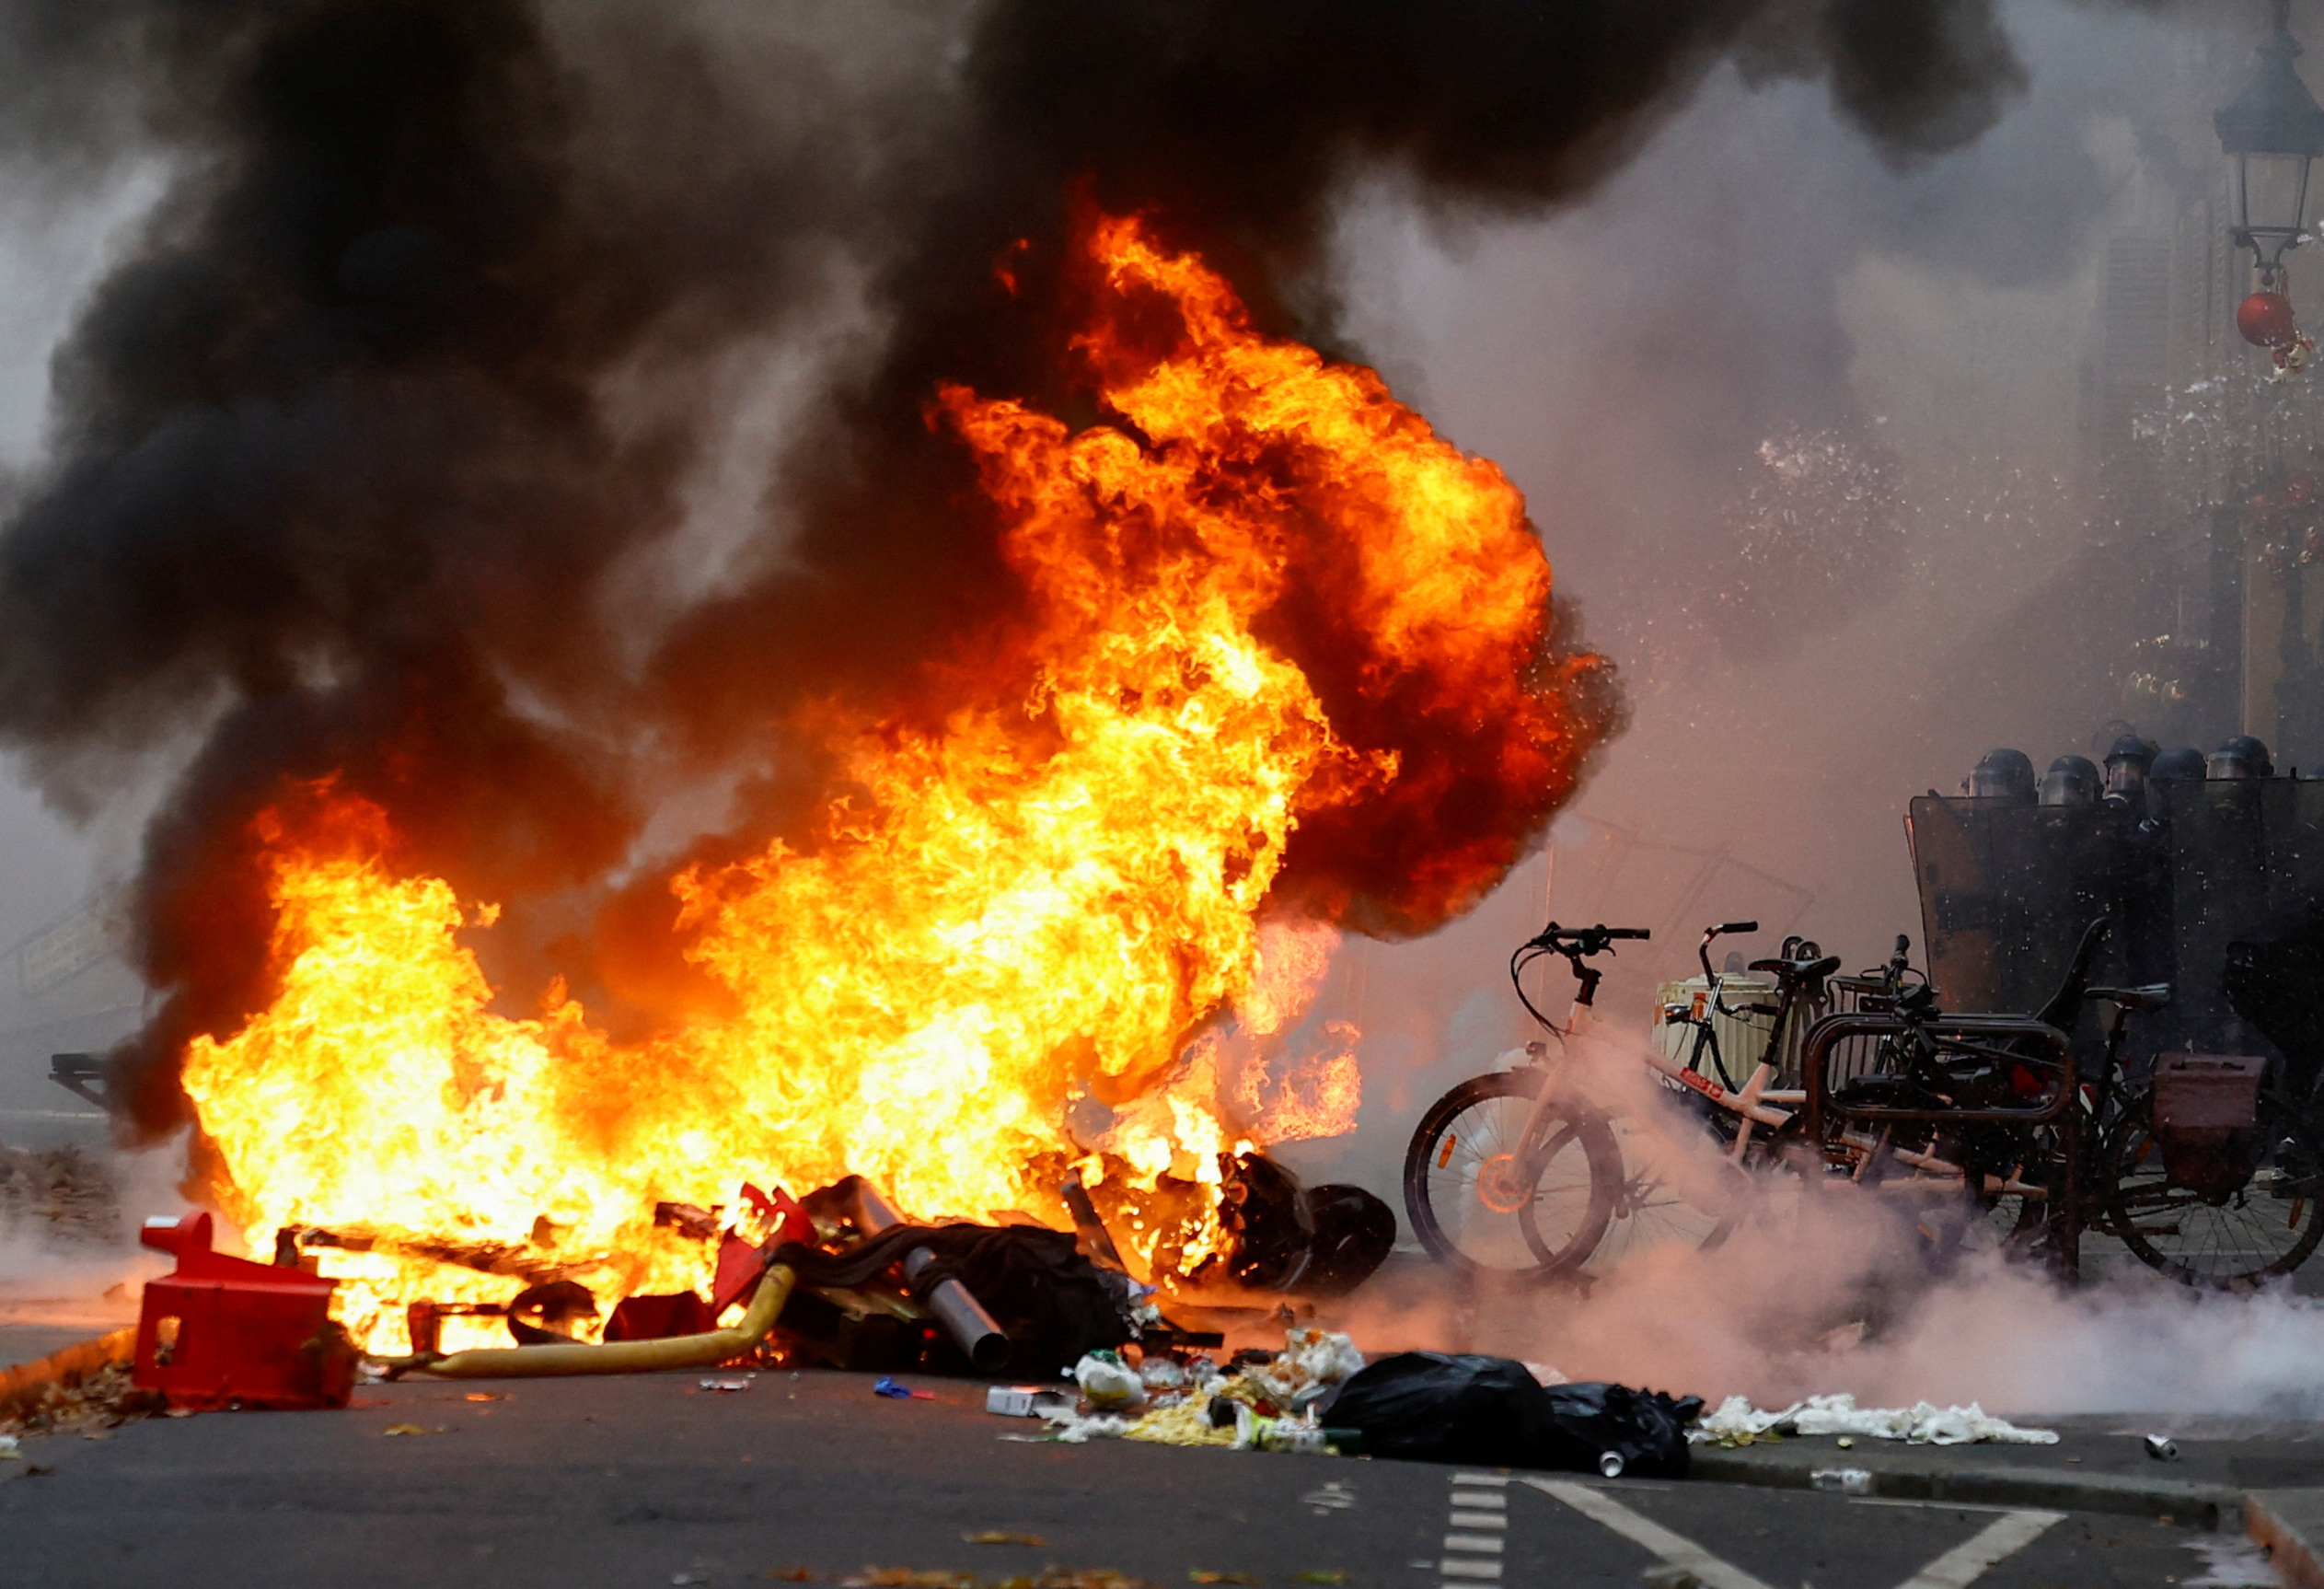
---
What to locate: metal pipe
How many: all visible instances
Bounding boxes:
[851,1183,1010,1373]
[407,1265,794,1379]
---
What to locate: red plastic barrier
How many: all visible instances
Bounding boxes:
[132,1212,356,1410]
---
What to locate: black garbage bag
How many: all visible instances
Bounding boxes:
[1322,1351,1700,1478]
[1544,1381,1703,1479]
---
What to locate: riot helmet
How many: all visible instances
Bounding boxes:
[2151,747,2206,783]
[1965,748,2037,803]
[2209,736,2275,779]
[2039,755,2100,806]
[2102,735,2157,803]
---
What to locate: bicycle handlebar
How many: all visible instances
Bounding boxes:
[1524,922,1650,953]
[1511,922,1649,1030]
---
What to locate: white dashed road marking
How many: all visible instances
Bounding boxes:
[1524,1478,1778,1589]
[1521,1474,2067,1589]
[1889,1509,2064,1589]
[1439,1477,1509,1587]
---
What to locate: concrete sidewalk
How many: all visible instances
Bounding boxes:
[1694,1411,2324,1583]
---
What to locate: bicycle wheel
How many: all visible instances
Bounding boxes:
[2103,1090,2324,1288]
[1695,1112,1828,1252]
[1404,1069,1620,1277]
[1568,1098,1760,1267]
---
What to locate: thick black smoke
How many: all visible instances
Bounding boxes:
[0,0,2038,1133]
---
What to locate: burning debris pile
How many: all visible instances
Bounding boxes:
[0,0,2056,1399]
[148,216,1603,1355]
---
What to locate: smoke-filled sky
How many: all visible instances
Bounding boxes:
[0,0,2282,1156]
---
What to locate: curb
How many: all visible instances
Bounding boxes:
[1688,1447,2239,1531]
[2245,1491,2324,1589]
[0,1327,136,1421]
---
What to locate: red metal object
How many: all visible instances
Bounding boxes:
[2241,290,2300,348]
[133,1212,356,1410]
[710,1183,815,1316]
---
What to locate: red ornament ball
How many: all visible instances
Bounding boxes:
[2241,290,2299,348]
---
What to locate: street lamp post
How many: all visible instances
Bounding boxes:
[2218,0,2324,287]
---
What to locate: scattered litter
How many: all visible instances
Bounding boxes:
[1237,1409,1343,1456]
[1298,1573,1346,1584]
[1188,1574,1259,1584]
[2180,1533,2285,1587]
[1809,1467,1874,1496]
[985,1385,1070,1418]
[1691,1394,2057,1447]
[1596,1451,1624,1479]
[2146,1434,2181,1462]
[0,1435,18,1460]
[1300,1481,1356,1512]
[873,1377,935,1400]
[1048,1411,1137,1444]
[380,1423,452,1436]
[1120,1398,1234,1448]
[1835,1437,1854,1450]
[1521,1362,1567,1387]
[1075,1351,1145,1410]
[1029,1328,1364,1456]
[673,1575,710,1585]
[1250,1329,1364,1409]
[700,1378,755,1393]
[963,1533,1046,1547]
[463,1392,506,1403]
[761,1571,815,1582]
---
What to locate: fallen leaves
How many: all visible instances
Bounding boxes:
[381,1423,453,1436]
[964,1534,1047,1548]
[843,1572,1156,1589]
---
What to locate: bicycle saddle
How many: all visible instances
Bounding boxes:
[2087,983,2170,1014]
[1750,955,1842,984]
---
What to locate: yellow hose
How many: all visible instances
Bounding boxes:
[411,1265,794,1379]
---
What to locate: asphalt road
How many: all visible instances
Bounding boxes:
[0,1368,2264,1589]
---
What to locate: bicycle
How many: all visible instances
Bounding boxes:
[1802,927,2324,1288]
[1401,919,1838,1278]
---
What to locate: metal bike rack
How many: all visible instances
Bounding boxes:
[1798,1012,2083,1275]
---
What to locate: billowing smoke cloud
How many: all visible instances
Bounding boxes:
[0,0,2042,1135]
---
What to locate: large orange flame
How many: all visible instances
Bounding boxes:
[177,215,1604,1351]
